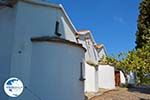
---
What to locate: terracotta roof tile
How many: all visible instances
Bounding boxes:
[94,44,104,49]
[77,30,90,35]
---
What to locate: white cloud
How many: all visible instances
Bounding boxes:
[113,16,126,24]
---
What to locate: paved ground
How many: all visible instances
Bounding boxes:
[89,87,150,100]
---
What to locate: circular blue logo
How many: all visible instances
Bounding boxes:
[4,77,24,97]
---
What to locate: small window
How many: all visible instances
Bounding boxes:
[79,62,85,81]
[55,21,61,37]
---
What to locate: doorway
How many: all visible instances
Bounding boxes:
[115,70,120,86]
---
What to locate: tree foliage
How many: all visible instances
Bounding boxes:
[134,0,150,84]
[136,0,150,49]
[101,43,150,85]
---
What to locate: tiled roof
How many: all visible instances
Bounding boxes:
[77,30,90,35]
[94,44,104,49]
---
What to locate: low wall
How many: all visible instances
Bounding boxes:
[84,63,98,92]
[98,65,115,89]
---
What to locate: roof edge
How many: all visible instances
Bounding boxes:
[31,36,86,52]
[78,30,96,44]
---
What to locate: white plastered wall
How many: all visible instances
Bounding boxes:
[98,65,115,89]
[84,63,98,92]
[120,71,126,84]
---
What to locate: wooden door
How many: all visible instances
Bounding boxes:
[115,70,120,86]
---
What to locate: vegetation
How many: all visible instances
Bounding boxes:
[136,0,150,48]
[101,45,150,85]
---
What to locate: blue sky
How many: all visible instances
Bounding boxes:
[50,0,141,55]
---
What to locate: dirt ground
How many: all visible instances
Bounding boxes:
[89,87,150,100]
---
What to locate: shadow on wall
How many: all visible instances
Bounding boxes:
[140,98,149,100]
[85,95,88,100]
[0,77,8,100]
[58,17,65,39]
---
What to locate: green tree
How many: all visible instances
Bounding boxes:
[102,47,150,85]
[136,0,150,49]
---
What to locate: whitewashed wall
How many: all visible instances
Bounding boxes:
[8,0,78,85]
[84,63,98,92]
[98,65,115,89]
[78,35,99,65]
[120,71,126,84]
[0,7,17,100]
[98,48,106,59]
[20,42,84,100]
[85,39,99,64]
[78,37,87,49]
[13,1,77,42]
[79,36,99,93]
[0,1,85,100]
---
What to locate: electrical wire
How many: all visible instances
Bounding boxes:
[24,86,42,100]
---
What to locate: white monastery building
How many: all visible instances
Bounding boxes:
[77,30,116,92]
[77,30,117,92]
[77,30,99,92]
[0,0,86,100]
[0,0,127,99]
